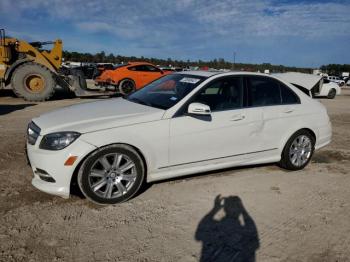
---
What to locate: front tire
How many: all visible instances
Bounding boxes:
[327,88,336,99]
[11,62,56,101]
[78,144,145,205]
[279,130,315,170]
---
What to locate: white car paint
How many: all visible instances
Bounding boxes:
[26,71,332,198]
[320,82,341,96]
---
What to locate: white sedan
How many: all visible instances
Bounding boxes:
[26,71,332,204]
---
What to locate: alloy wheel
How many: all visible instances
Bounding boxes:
[289,135,312,167]
[120,80,135,95]
[88,153,137,199]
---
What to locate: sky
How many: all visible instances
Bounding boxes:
[1,0,350,67]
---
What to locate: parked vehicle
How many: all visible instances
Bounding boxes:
[341,72,349,79]
[0,28,115,101]
[275,72,341,99]
[26,71,332,204]
[62,62,126,80]
[327,76,345,86]
[158,66,184,72]
[62,62,99,79]
[95,62,171,95]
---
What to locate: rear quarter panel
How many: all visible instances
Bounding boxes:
[277,97,331,152]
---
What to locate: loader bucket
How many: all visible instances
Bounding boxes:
[65,70,115,97]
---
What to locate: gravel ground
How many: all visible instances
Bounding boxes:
[0,89,349,262]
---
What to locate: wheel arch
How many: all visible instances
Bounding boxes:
[329,87,337,94]
[118,77,136,86]
[70,142,148,195]
[279,127,317,153]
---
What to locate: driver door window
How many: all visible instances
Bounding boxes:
[192,77,243,111]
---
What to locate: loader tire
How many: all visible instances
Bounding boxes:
[11,62,56,101]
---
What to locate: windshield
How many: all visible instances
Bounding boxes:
[126,74,207,110]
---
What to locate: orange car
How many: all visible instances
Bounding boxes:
[95,62,171,95]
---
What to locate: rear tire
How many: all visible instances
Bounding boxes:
[118,79,135,95]
[77,144,145,205]
[279,130,315,171]
[11,62,55,101]
[327,88,336,99]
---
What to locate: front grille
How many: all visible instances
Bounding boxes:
[27,121,41,145]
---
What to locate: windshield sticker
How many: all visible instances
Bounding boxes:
[180,77,201,84]
[170,96,178,101]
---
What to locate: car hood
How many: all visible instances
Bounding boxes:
[33,98,165,135]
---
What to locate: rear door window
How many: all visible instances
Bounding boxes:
[246,76,281,107]
[280,83,300,104]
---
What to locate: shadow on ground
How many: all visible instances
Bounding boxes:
[0,89,17,98]
[0,103,36,115]
[1,88,118,102]
[196,195,260,262]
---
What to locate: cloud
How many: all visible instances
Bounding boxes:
[76,22,114,33]
[0,0,349,66]
[191,0,350,37]
[2,0,349,39]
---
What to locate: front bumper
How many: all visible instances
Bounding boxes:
[27,137,97,198]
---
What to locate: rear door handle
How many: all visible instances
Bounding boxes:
[283,107,295,113]
[231,114,245,121]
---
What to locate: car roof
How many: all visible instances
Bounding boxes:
[127,61,155,66]
[175,70,221,77]
[175,70,279,78]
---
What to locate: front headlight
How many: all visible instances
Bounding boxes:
[39,132,81,150]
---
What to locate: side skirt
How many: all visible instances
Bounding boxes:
[147,149,280,183]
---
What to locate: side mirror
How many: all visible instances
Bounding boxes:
[188,103,211,116]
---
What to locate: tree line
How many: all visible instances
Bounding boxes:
[320,64,350,76]
[62,50,348,74]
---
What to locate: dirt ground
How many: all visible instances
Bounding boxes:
[0,88,349,262]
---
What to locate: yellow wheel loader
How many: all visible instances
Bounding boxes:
[0,29,113,101]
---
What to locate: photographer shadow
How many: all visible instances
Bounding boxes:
[195,195,259,262]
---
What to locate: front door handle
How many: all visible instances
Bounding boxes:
[231,114,245,121]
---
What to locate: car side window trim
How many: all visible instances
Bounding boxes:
[277,79,301,105]
[243,76,301,109]
[172,74,302,118]
[173,76,244,118]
